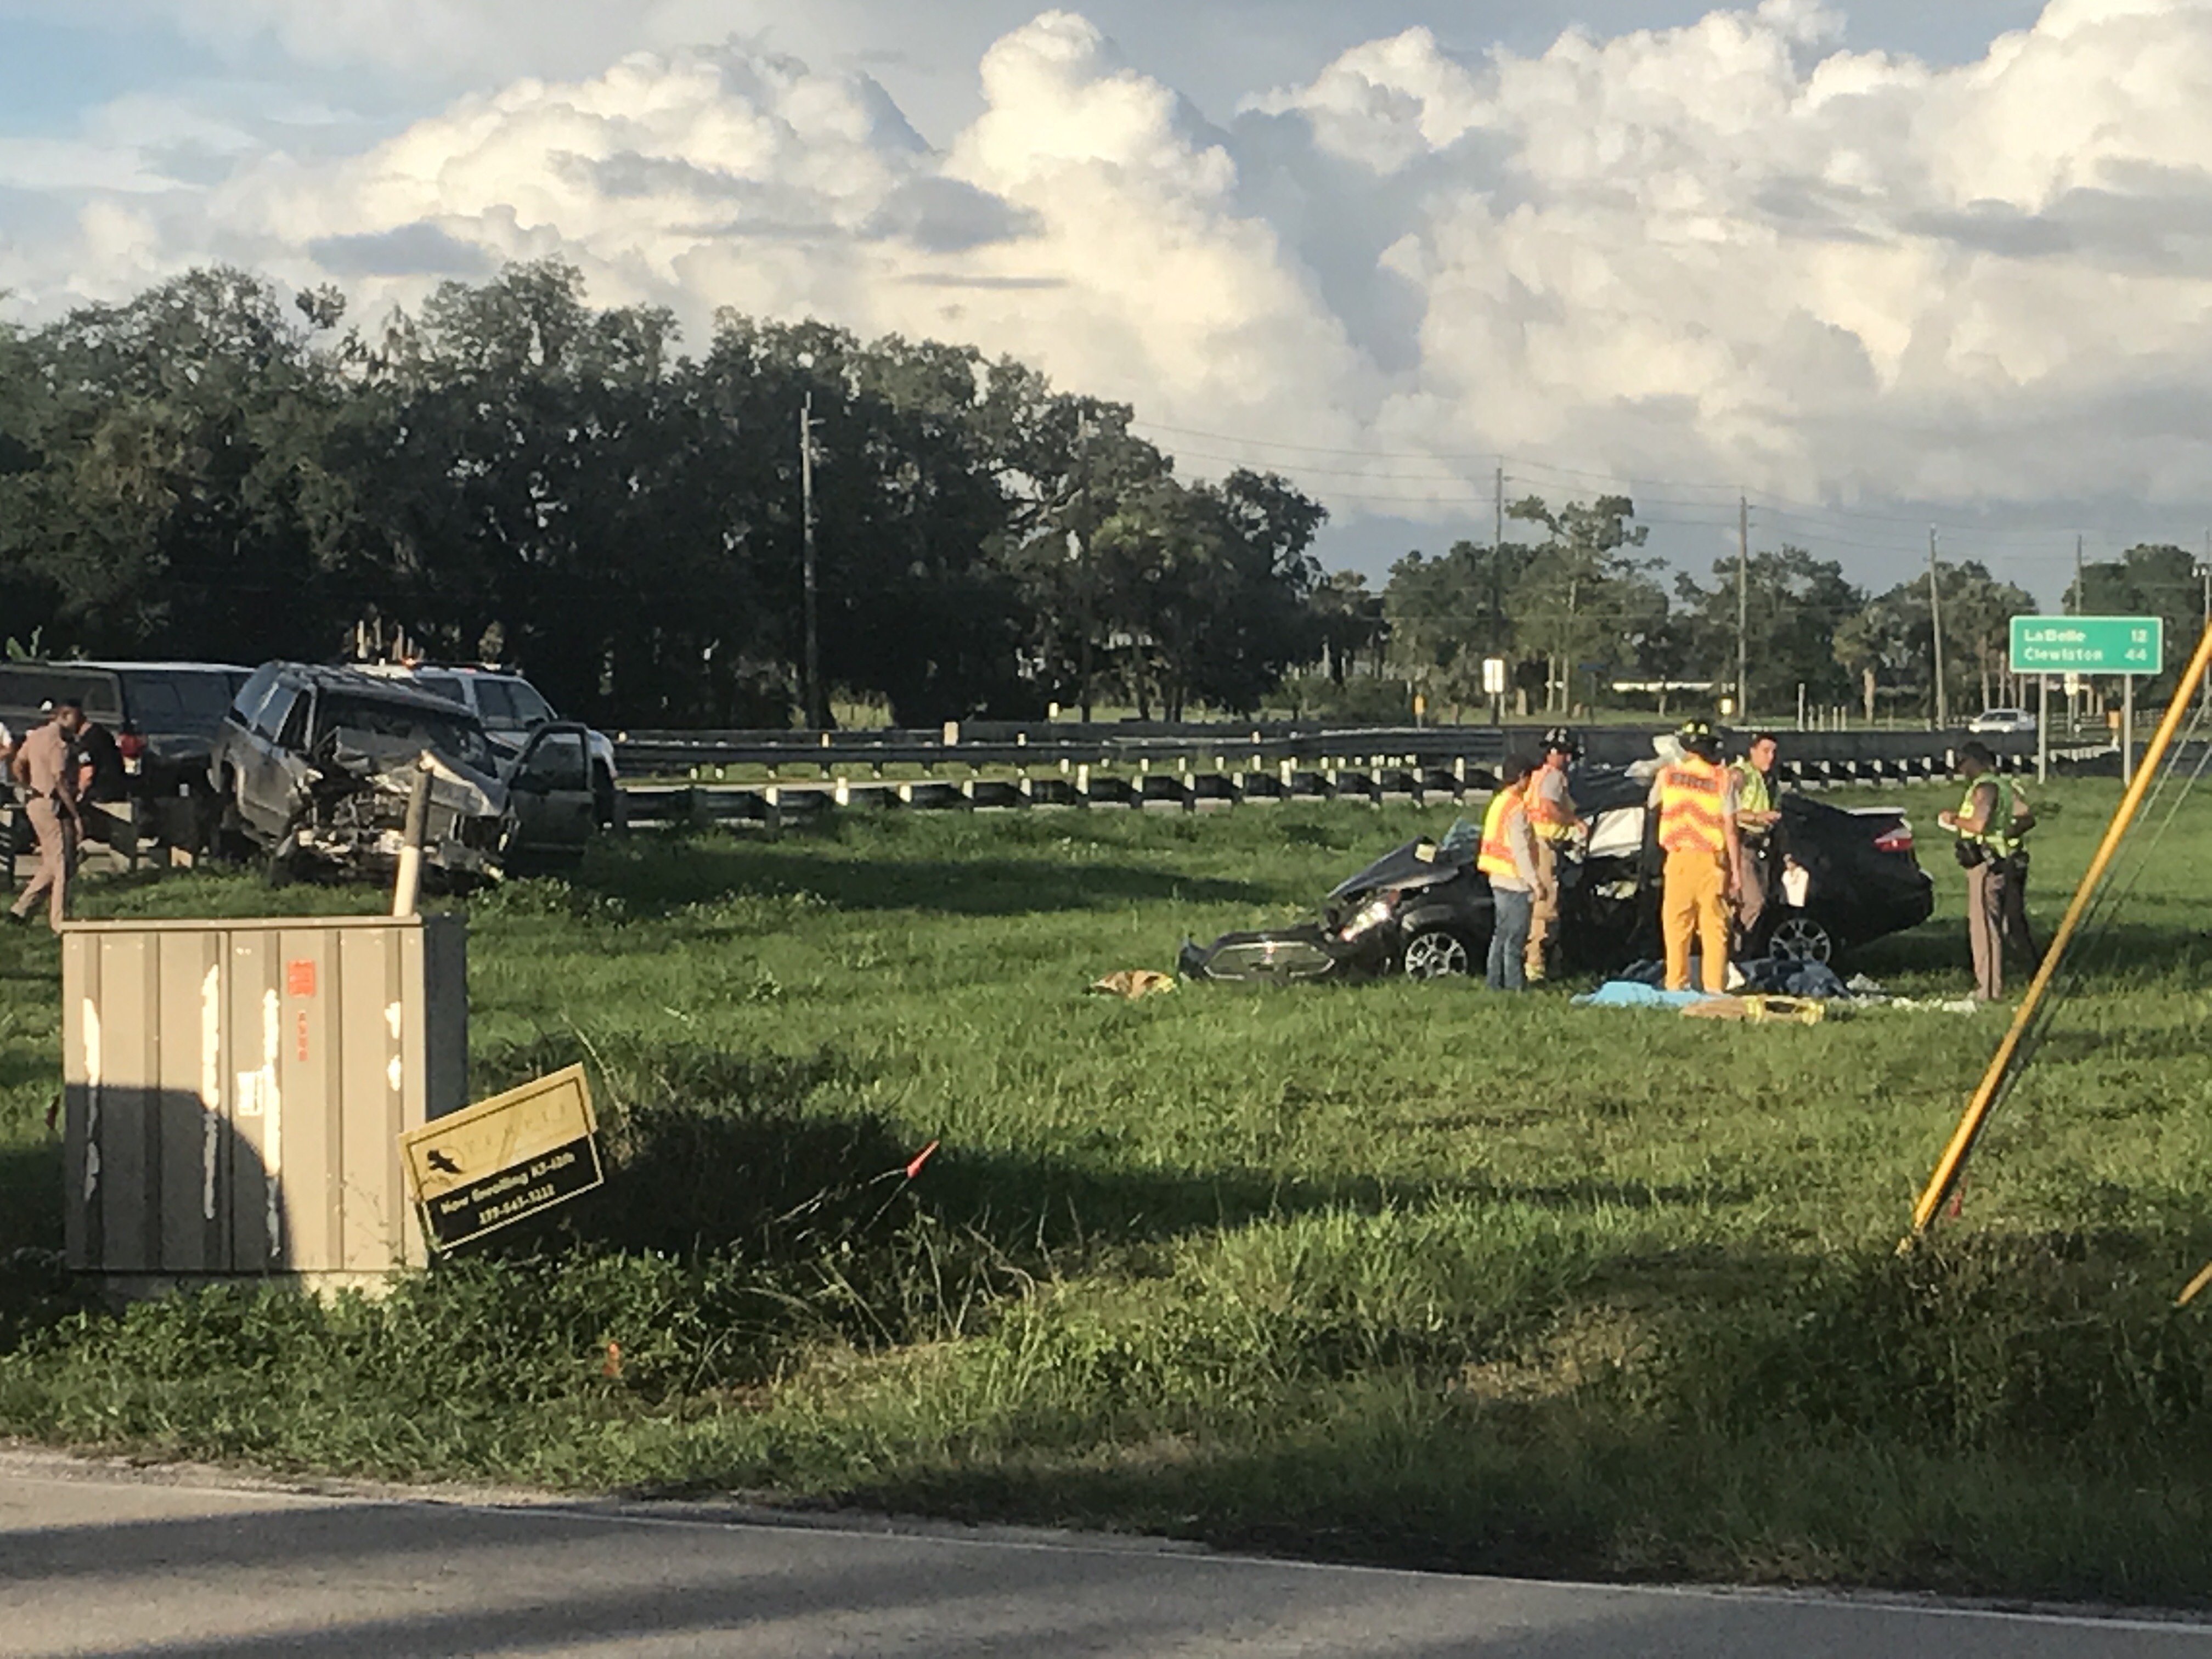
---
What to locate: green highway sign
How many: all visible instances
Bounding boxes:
[2009,615,2163,676]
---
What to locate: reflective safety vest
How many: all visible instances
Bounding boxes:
[1526,766,1579,843]
[1478,785,1529,881]
[1959,774,2021,859]
[1732,760,1775,839]
[1656,757,1731,856]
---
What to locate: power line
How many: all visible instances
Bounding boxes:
[1131,415,2209,559]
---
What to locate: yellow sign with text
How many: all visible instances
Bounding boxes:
[399,1064,603,1250]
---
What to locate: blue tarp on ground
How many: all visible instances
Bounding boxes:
[1611,956,1855,999]
[1572,982,1717,1009]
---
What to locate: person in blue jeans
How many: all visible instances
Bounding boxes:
[1477,753,1548,990]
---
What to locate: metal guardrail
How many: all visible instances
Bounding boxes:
[615,720,2087,779]
[3,796,201,880]
[613,724,1509,778]
[613,721,2089,778]
[612,738,2117,830]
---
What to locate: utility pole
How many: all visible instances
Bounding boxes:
[799,393,825,730]
[2073,532,2086,738]
[1737,494,1750,723]
[2200,529,2210,724]
[1493,462,1506,657]
[1927,525,1948,729]
[1076,415,1094,724]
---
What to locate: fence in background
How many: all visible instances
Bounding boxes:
[612,725,2114,831]
[2,726,2129,865]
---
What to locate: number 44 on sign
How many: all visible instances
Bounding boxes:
[2008,616,2164,676]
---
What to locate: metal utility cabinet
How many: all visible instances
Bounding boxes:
[60,915,467,1293]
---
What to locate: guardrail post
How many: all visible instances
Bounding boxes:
[1076,763,1091,808]
[833,776,850,808]
[763,784,782,839]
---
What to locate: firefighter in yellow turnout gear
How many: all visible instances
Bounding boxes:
[1523,728,1586,982]
[1647,720,1742,994]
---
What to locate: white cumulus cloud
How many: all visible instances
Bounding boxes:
[11,0,2212,583]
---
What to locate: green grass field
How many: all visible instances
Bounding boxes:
[4,780,2211,1602]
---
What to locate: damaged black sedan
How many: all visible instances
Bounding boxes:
[1182,768,1934,984]
[210,663,596,883]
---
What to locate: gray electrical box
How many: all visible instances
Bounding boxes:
[59,914,467,1294]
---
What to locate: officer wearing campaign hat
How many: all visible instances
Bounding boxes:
[1645,719,1742,992]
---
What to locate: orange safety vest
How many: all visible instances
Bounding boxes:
[1655,756,1731,856]
[1477,785,1528,881]
[1526,766,1577,842]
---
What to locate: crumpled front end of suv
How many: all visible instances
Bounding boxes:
[286,740,513,881]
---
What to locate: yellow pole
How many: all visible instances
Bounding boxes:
[1902,620,2212,1248]
[2178,1261,2212,1308]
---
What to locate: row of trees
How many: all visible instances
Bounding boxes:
[0,263,1328,726]
[1341,505,2196,725]
[4,260,2189,728]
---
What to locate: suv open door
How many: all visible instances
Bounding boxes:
[504,724,595,870]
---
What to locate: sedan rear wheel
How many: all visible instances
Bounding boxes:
[1402,927,1474,979]
[1769,915,1833,964]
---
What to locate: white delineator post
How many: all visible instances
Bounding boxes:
[2036,676,2050,785]
[391,755,435,919]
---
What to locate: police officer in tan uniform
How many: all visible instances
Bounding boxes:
[1523,728,1586,982]
[10,699,86,931]
[1730,732,1782,942]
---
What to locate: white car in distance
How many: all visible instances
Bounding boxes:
[362,664,619,821]
[1965,708,2038,736]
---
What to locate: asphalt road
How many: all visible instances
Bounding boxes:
[4,1449,2209,1657]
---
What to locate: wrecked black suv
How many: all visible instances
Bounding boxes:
[210,663,596,882]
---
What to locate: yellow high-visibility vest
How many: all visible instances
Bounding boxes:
[1656,757,1730,856]
[1478,786,1528,880]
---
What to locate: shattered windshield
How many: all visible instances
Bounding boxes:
[312,694,496,773]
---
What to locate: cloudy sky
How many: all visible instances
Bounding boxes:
[6,0,2212,602]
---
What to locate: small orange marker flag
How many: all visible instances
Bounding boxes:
[905,1140,940,1180]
